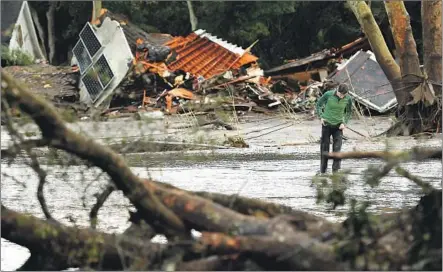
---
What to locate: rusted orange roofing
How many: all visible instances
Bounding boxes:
[163,29,258,79]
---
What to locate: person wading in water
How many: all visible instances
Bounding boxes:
[315,83,353,174]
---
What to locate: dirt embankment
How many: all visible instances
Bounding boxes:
[3,65,79,101]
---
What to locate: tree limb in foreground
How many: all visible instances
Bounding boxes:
[2,99,54,221]
[327,147,441,161]
[89,185,115,229]
[1,69,338,241]
[1,70,186,237]
[1,204,345,271]
[157,181,338,237]
[1,204,166,270]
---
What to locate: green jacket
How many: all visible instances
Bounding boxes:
[316,90,353,126]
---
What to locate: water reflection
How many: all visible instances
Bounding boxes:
[1,140,441,270]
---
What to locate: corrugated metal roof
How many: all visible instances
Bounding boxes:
[194,29,245,55]
[164,29,258,79]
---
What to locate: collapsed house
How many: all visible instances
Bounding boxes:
[1,1,46,61]
[2,4,398,117]
[264,37,399,114]
[163,29,258,79]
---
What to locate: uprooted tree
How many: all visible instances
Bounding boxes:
[1,68,442,270]
[347,0,442,135]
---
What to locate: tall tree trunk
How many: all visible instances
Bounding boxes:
[384,0,422,109]
[380,0,442,135]
[186,0,198,31]
[384,1,421,77]
[422,0,442,84]
[91,0,102,24]
[29,5,48,61]
[347,0,401,83]
[46,2,57,64]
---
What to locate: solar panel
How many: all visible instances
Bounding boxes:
[80,23,101,57]
[73,21,123,104]
[93,54,114,88]
[72,40,92,73]
[81,68,103,102]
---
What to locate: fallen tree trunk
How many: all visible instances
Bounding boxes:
[3,190,441,271]
[1,204,166,270]
[1,203,342,270]
[158,182,339,237]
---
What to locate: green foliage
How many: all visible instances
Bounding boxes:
[102,1,363,67]
[30,0,424,67]
[60,108,78,123]
[223,135,249,148]
[311,170,350,209]
[1,46,34,67]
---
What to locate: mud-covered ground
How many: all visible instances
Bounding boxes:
[2,65,79,101]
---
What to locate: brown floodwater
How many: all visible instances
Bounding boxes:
[1,117,441,270]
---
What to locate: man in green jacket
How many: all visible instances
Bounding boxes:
[315,83,353,174]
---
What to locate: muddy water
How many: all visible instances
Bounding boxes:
[1,117,442,270]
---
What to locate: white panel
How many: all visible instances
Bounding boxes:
[73,17,134,107]
[8,1,45,60]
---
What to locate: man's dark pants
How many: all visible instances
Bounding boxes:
[320,123,343,173]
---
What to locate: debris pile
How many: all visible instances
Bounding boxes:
[67,10,396,122]
[104,27,330,118]
[6,9,396,123]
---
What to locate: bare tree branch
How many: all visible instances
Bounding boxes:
[193,231,346,270]
[395,166,435,193]
[1,139,48,158]
[1,70,186,237]
[1,204,166,270]
[90,185,115,229]
[1,100,54,221]
[327,148,441,161]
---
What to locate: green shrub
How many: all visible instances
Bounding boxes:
[1,45,34,66]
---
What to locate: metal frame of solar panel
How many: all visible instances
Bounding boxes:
[72,39,92,73]
[73,23,116,103]
[79,23,102,58]
[80,53,115,103]
[93,54,114,88]
[81,68,103,102]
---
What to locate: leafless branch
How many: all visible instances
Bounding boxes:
[363,161,397,187]
[1,172,27,188]
[2,70,186,237]
[1,139,49,159]
[327,148,441,161]
[395,166,435,193]
[1,100,54,221]
[90,184,115,229]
